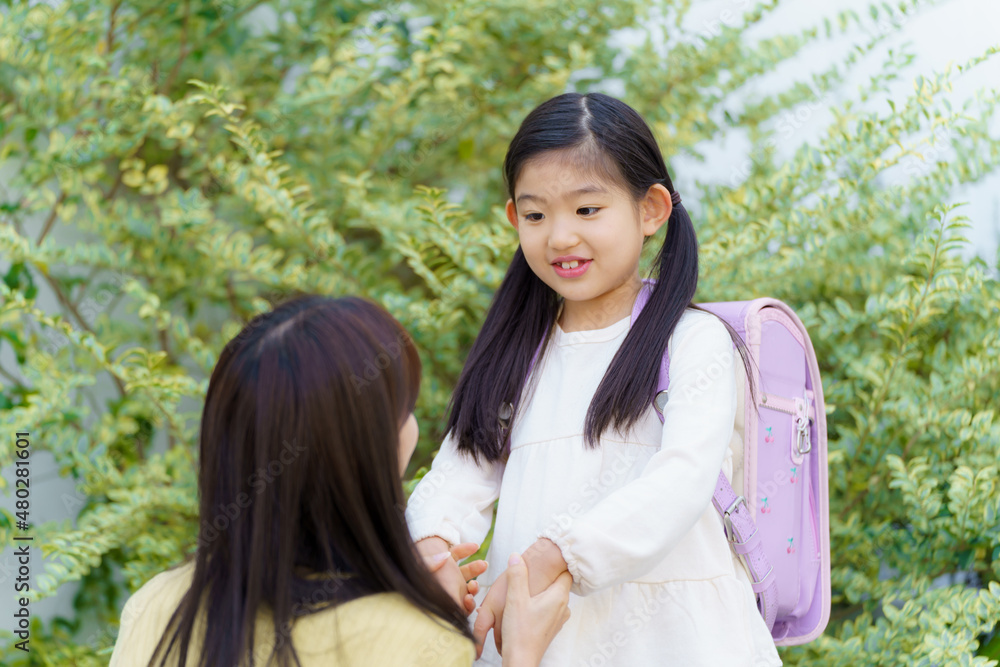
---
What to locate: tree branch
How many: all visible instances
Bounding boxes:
[36,191,67,247]
[36,267,127,398]
[0,362,24,387]
[850,219,947,464]
[158,326,178,367]
[159,0,191,95]
[105,1,121,55]
[225,275,253,321]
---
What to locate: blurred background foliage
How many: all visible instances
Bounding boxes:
[0,0,999,664]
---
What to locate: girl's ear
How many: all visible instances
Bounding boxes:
[505,199,520,230]
[640,184,672,237]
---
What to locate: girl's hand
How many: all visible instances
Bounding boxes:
[419,538,488,615]
[473,537,569,657]
[500,553,573,667]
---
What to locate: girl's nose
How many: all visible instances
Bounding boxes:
[547,215,580,250]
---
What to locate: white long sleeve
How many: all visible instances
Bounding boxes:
[405,430,505,547]
[539,312,736,595]
[472,309,779,667]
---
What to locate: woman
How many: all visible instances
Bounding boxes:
[110,295,571,666]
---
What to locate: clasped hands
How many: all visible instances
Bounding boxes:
[418,536,570,659]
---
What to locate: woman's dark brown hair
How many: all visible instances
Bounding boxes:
[149,295,473,666]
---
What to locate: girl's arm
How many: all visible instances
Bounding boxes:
[405,431,505,550]
[538,312,737,596]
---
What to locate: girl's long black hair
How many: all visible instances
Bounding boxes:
[447,92,754,461]
[149,295,473,666]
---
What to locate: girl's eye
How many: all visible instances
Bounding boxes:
[525,212,544,222]
[578,207,600,216]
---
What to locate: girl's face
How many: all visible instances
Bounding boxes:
[398,412,419,478]
[505,151,671,327]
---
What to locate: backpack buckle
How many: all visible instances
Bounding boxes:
[654,390,669,413]
[724,496,775,594]
[498,402,513,429]
[795,394,813,455]
[795,417,812,455]
[722,496,751,545]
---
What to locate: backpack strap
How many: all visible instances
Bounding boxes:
[650,327,779,632]
[710,469,779,631]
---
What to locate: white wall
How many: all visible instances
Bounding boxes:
[673,0,1000,263]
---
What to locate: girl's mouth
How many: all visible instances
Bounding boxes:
[552,259,592,278]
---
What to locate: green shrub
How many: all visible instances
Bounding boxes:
[1,1,998,664]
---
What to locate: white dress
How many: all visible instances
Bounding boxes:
[406,309,782,666]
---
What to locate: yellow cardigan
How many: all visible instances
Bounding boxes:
[109,561,475,666]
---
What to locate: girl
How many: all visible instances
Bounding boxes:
[407,93,783,666]
[109,295,572,667]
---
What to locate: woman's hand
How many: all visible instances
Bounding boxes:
[500,553,572,667]
[418,537,487,615]
[473,537,569,657]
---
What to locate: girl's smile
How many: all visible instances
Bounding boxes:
[551,255,592,278]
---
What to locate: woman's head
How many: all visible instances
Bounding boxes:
[197,296,420,570]
[152,295,471,667]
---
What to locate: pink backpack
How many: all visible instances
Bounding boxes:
[632,285,831,645]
